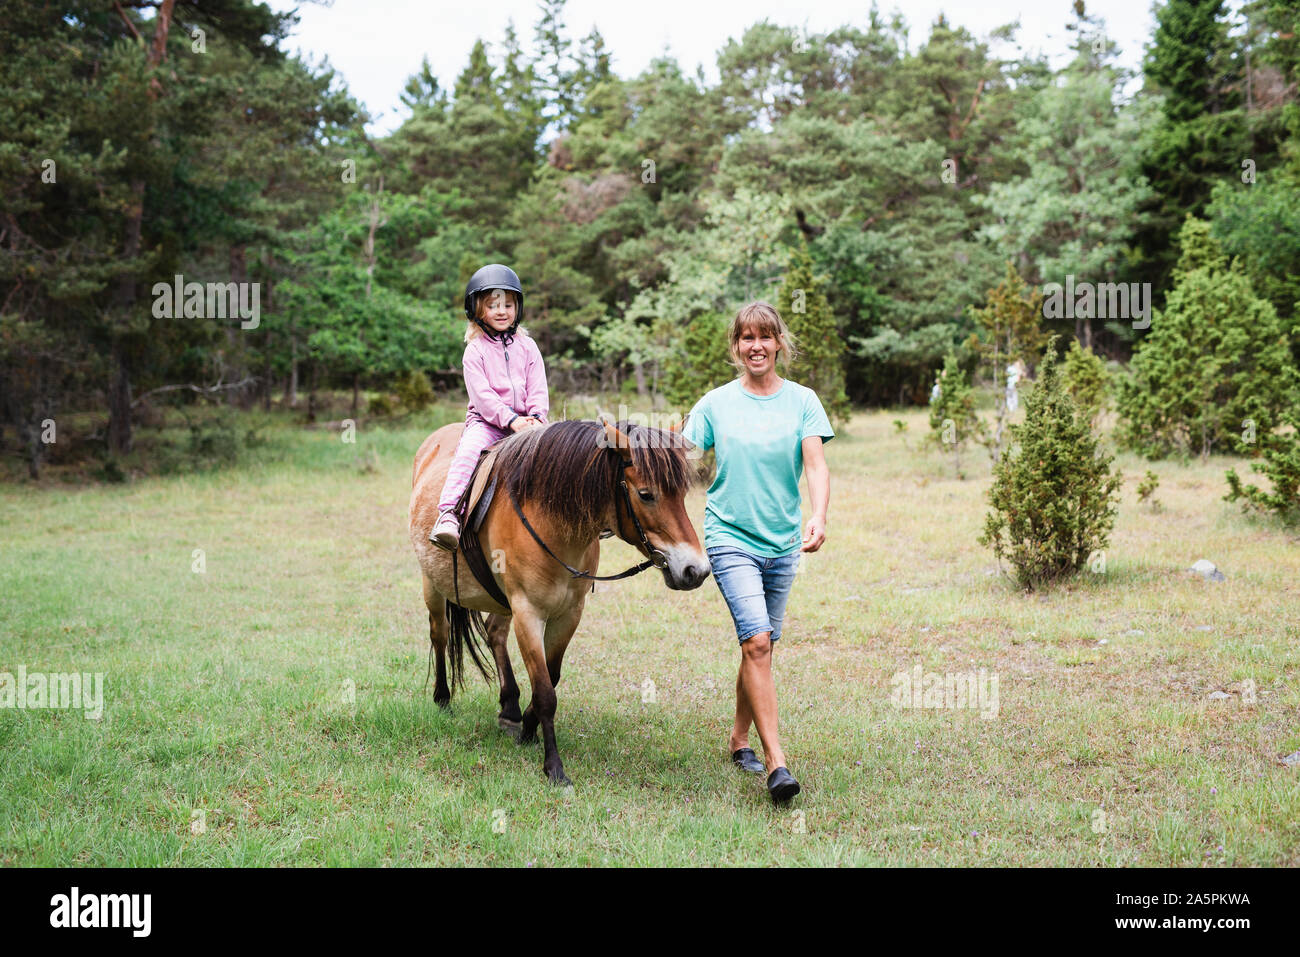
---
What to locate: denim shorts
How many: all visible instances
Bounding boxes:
[707,545,801,643]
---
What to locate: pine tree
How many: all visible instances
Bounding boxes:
[1117,217,1298,459]
[980,337,1122,589]
[777,241,851,428]
[534,0,577,132]
[1134,0,1247,291]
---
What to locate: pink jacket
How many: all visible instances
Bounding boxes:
[462,329,549,429]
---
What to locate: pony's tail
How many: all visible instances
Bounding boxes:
[446,601,497,690]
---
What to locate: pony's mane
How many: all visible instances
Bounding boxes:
[493,419,693,530]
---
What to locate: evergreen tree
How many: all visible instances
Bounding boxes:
[777,242,851,428]
[662,313,736,409]
[928,353,984,476]
[973,9,1153,349]
[1206,175,1300,338]
[1134,0,1248,292]
[965,262,1047,460]
[980,337,1122,589]
[1225,408,1300,525]
[534,0,578,132]
[1117,217,1298,459]
[1061,340,1111,427]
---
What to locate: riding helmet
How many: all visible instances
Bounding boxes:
[464,263,524,340]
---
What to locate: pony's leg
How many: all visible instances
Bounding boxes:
[422,574,451,707]
[542,599,584,688]
[487,613,522,730]
[517,597,585,728]
[512,604,569,785]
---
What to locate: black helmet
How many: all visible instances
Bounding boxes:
[464,264,524,342]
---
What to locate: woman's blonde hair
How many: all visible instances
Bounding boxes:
[727,301,798,373]
[464,289,521,343]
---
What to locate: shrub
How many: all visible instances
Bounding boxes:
[1224,411,1300,525]
[394,370,435,412]
[1117,217,1298,460]
[928,352,984,476]
[1136,469,1162,510]
[1061,340,1110,426]
[368,393,396,418]
[980,337,1122,589]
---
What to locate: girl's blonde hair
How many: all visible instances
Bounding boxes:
[464,289,521,343]
[727,301,798,373]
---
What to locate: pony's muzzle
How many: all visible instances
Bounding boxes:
[663,550,711,590]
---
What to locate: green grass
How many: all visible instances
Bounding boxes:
[1,402,1298,866]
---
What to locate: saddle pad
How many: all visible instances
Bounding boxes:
[462,441,503,528]
[452,441,510,611]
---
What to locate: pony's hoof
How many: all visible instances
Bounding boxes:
[548,771,572,788]
[434,697,451,711]
[498,715,522,737]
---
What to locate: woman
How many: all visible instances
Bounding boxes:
[683,301,833,804]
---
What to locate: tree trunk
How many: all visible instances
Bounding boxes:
[227,244,251,408]
[284,328,299,407]
[307,361,318,423]
[107,0,176,455]
[352,371,360,416]
[262,251,274,411]
[107,338,134,455]
[262,331,273,412]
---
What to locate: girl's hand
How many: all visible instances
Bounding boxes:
[510,416,540,433]
[801,517,826,552]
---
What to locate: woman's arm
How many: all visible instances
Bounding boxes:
[801,434,829,552]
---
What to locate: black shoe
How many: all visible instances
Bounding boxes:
[767,766,800,804]
[731,747,765,774]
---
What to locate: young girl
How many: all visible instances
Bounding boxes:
[430,264,548,550]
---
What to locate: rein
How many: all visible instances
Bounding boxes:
[509,454,669,582]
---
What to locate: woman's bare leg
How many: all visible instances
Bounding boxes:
[734,631,785,770]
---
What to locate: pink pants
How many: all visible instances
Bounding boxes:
[439,416,511,514]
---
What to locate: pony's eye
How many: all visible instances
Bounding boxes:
[637,489,655,503]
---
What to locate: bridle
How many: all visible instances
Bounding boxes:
[509,453,670,581]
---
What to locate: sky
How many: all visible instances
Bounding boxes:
[264,0,1169,134]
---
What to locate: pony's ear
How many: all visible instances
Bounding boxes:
[669,415,685,433]
[600,416,631,452]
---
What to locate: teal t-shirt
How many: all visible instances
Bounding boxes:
[683,378,834,558]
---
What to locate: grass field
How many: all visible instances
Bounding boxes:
[2,400,1298,866]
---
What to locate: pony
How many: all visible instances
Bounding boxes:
[409,417,709,785]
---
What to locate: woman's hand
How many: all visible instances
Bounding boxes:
[510,415,540,433]
[801,517,826,552]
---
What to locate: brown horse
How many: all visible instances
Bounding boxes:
[408,417,710,785]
